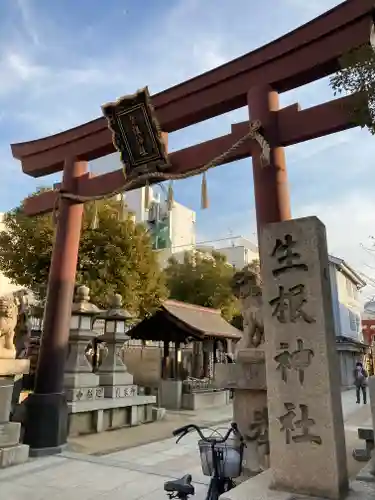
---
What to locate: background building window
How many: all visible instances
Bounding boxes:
[355,314,361,332]
[348,310,357,331]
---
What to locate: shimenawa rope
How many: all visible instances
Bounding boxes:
[53,120,269,219]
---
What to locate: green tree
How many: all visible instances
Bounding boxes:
[164,250,238,320]
[0,191,167,315]
[330,44,375,134]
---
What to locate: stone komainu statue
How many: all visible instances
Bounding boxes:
[13,291,32,359]
[0,294,18,359]
[232,262,264,350]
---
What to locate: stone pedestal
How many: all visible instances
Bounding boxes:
[97,294,135,398]
[235,349,268,474]
[0,359,30,468]
[261,216,348,500]
[98,332,134,398]
[214,348,268,476]
[64,326,101,403]
[159,379,182,410]
[64,286,102,404]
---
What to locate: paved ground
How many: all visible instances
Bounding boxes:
[0,389,371,500]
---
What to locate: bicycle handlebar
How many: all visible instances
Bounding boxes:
[172,422,243,444]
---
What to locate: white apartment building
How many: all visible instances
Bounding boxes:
[159,236,259,270]
[328,255,367,386]
[215,238,259,269]
[123,186,196,268]
[329,255,365,342]
[92,155,197,251]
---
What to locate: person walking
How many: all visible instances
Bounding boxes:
[354,361,368,404]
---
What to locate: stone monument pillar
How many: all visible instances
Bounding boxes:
[98,294,136,398]
[64,286,103,403]
[233,349,268,475]
[0,295,30,467]
[261,216,348,499]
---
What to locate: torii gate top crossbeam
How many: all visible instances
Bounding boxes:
[11,0,374,178]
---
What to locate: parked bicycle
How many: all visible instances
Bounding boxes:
[164,422,245,500]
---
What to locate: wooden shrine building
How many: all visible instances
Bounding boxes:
[127,299,241,380]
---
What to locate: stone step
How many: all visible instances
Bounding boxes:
[0,422,22,448]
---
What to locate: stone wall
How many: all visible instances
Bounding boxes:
[122,346,161,386]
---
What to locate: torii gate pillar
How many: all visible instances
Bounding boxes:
[248,85,291,239]
[23,159,87,455]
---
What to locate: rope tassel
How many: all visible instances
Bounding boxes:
[167,181,174,211]
[144,182,150,210]
[52,197,59,225]
[120,192,126,220]
[201,172,209,210]
[91,202,98,229]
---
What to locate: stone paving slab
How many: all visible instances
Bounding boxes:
[220,469,375,500]
[0,453,207,500]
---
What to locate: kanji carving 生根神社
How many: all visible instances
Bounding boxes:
[278,403,322,445]
[274,339,314,385]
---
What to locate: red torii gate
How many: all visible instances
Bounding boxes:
[11,0,375,454]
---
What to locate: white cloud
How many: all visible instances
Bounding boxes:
[295,193,374,268]
[15,0,41,47]
[0,51,43,96]
[294,192,375,302]
[0,0,347,137]
[284,0,340,16]
[6,52,39,80]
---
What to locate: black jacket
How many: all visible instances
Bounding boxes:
[354,367,368,387]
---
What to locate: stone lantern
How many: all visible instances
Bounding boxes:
[63,285,103,403]
[98,294,136,398]
[102,294,133,337]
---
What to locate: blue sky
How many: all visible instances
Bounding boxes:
[1,0,375,297]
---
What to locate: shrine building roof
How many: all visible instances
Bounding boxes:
[127,299,242,343]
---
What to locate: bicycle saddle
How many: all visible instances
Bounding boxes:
[164,474,195,496]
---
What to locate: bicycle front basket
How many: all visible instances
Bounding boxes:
[198,438,244,478]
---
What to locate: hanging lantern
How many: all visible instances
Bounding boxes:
[119,192,127,220]
[91,202,98,229]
